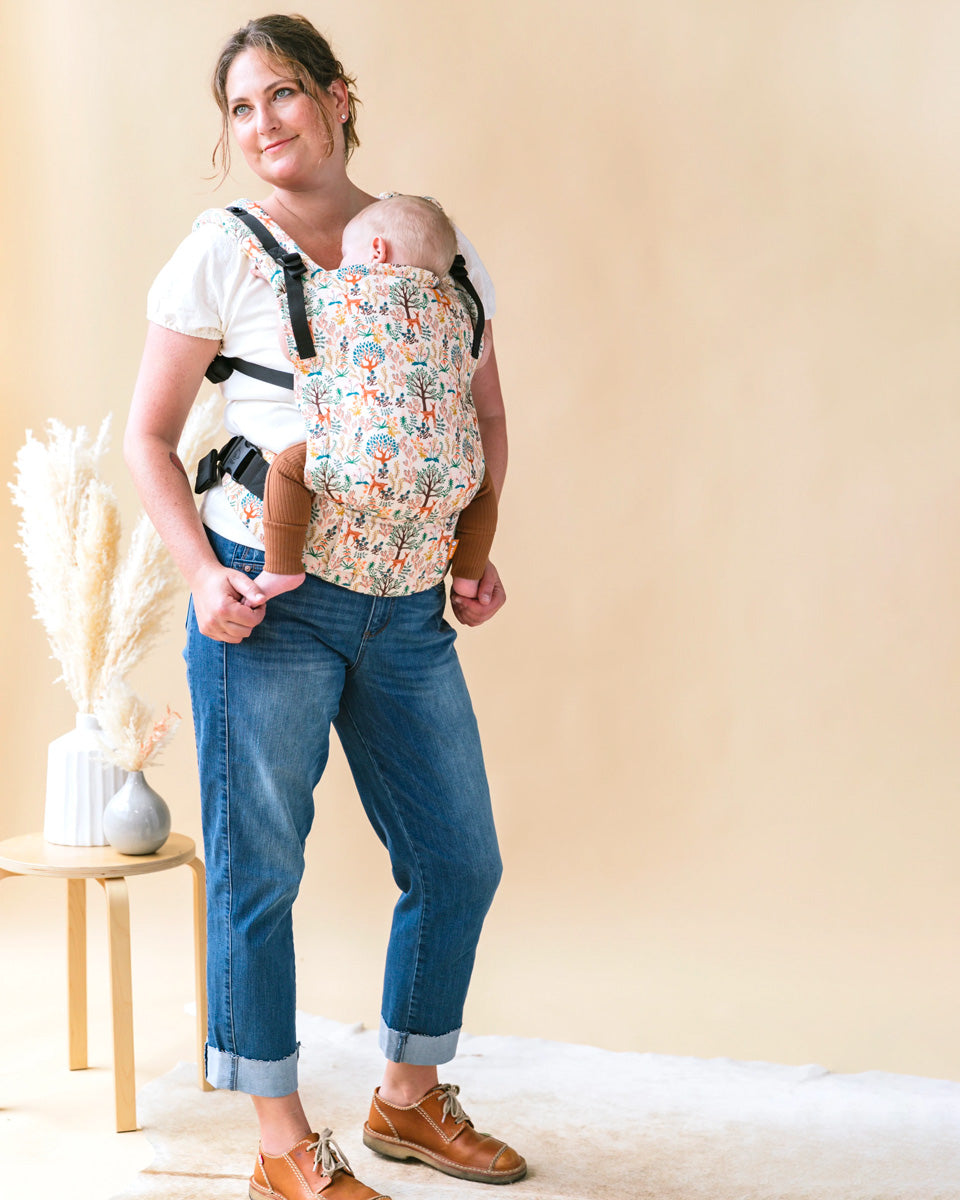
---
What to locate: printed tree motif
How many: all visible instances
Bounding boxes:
[414,463,446,513]
[300,374,334,414]
[389,277,427,326]
[353,340,385,373]
[309,460,347,505]
[366,432,399,473]
[387,520,422,562]
[405,365,442,414]
[368,565,400,597]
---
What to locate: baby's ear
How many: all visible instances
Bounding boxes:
[371,236,389,264]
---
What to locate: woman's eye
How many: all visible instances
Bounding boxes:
[275,87,294,99]
[232,103,250,117]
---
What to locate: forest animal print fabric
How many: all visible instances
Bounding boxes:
[196,199,484,597]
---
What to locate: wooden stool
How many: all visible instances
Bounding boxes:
[0,831,213,1131]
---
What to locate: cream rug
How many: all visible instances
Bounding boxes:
[113,1013,960,1200]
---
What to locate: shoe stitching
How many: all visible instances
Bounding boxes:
[366,1130,520,1178]
[413,1104,451,1141]
[253,1170,391,1200]
[372,1096,399,1138]
[250,1178,281,1200]
[281,1150,311,1196]
[489,1142,510,1169]
[252,1154,273,1195]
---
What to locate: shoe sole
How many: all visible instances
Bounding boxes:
[362,1127,527,1185]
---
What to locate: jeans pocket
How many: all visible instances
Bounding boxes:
[205,526,265,575]
[229,543,266,576]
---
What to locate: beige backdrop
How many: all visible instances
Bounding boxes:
[2,1,958,1080]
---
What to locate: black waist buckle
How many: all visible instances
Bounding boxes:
[194,435,269,500]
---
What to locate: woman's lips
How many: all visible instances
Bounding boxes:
[262,137,294,154]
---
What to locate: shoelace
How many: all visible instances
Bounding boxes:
[438,1082,469,1125]
[307,1128,353,1179]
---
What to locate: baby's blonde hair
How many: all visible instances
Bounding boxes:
[347,195,458,276]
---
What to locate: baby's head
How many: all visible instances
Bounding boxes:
[340,195,457,276]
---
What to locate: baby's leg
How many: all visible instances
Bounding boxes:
[257,443,310,602]
[448,470,498,603]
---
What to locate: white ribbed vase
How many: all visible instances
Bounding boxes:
[44,713,128,846]
[102,771,171,856]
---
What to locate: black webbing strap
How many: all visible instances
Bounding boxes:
[194,435,269,500]
[226,205,316,359]
[448,254,485,359]
[204,355,294,390]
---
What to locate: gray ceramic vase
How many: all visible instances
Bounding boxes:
[102,770,171,855]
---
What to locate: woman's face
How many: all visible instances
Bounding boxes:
[225,48,343,188]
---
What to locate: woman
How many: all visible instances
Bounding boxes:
[125,14,523,1200]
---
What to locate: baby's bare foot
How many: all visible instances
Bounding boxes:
[253,570,306,602]
[451,576,479,599]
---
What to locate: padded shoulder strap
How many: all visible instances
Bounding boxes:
[195,204,316,360]
[449,256,485,359]
[223,205,316,359]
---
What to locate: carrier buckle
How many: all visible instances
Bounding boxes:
[271,248,307,279]
[194,448,221,494]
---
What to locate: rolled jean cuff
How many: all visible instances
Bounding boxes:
[379,1018,460,1065]
[205,1042,299,1096]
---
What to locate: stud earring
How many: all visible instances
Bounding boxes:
[340,113,347,122]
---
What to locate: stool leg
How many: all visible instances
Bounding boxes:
[186,856,213,1092]
[97,877,137,1132]
[67,878,88,1070]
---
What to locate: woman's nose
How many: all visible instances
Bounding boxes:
[256,105,279,134]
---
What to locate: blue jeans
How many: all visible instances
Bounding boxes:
[185,529,502,1097]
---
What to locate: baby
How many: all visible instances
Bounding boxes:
[254,195,496,602]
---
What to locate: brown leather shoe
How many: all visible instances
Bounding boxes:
[250,1128,391,1199]
[363,1083,527,1185]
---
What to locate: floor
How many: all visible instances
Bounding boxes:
[6,866,960,1200]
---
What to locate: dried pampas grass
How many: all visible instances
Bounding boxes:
[11,419,118,713]
[97,681,181,774]
[11,399,223,770]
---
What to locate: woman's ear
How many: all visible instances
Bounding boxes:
[326,78,350,119]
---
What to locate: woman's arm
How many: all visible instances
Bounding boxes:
[472,323,507,498]
[124,323,266,642]
[451,321,508,627]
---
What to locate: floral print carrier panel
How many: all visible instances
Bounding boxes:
[196,200,485,597]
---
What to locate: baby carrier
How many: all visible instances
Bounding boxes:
[194,199,486,597]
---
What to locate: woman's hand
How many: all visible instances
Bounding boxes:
[450,561,506,627]
[190,561,267,643]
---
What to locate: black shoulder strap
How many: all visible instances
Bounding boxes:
[448,255,485,359]
[226,205,316,359]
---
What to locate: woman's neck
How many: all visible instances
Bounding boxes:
[261,177,375,269]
